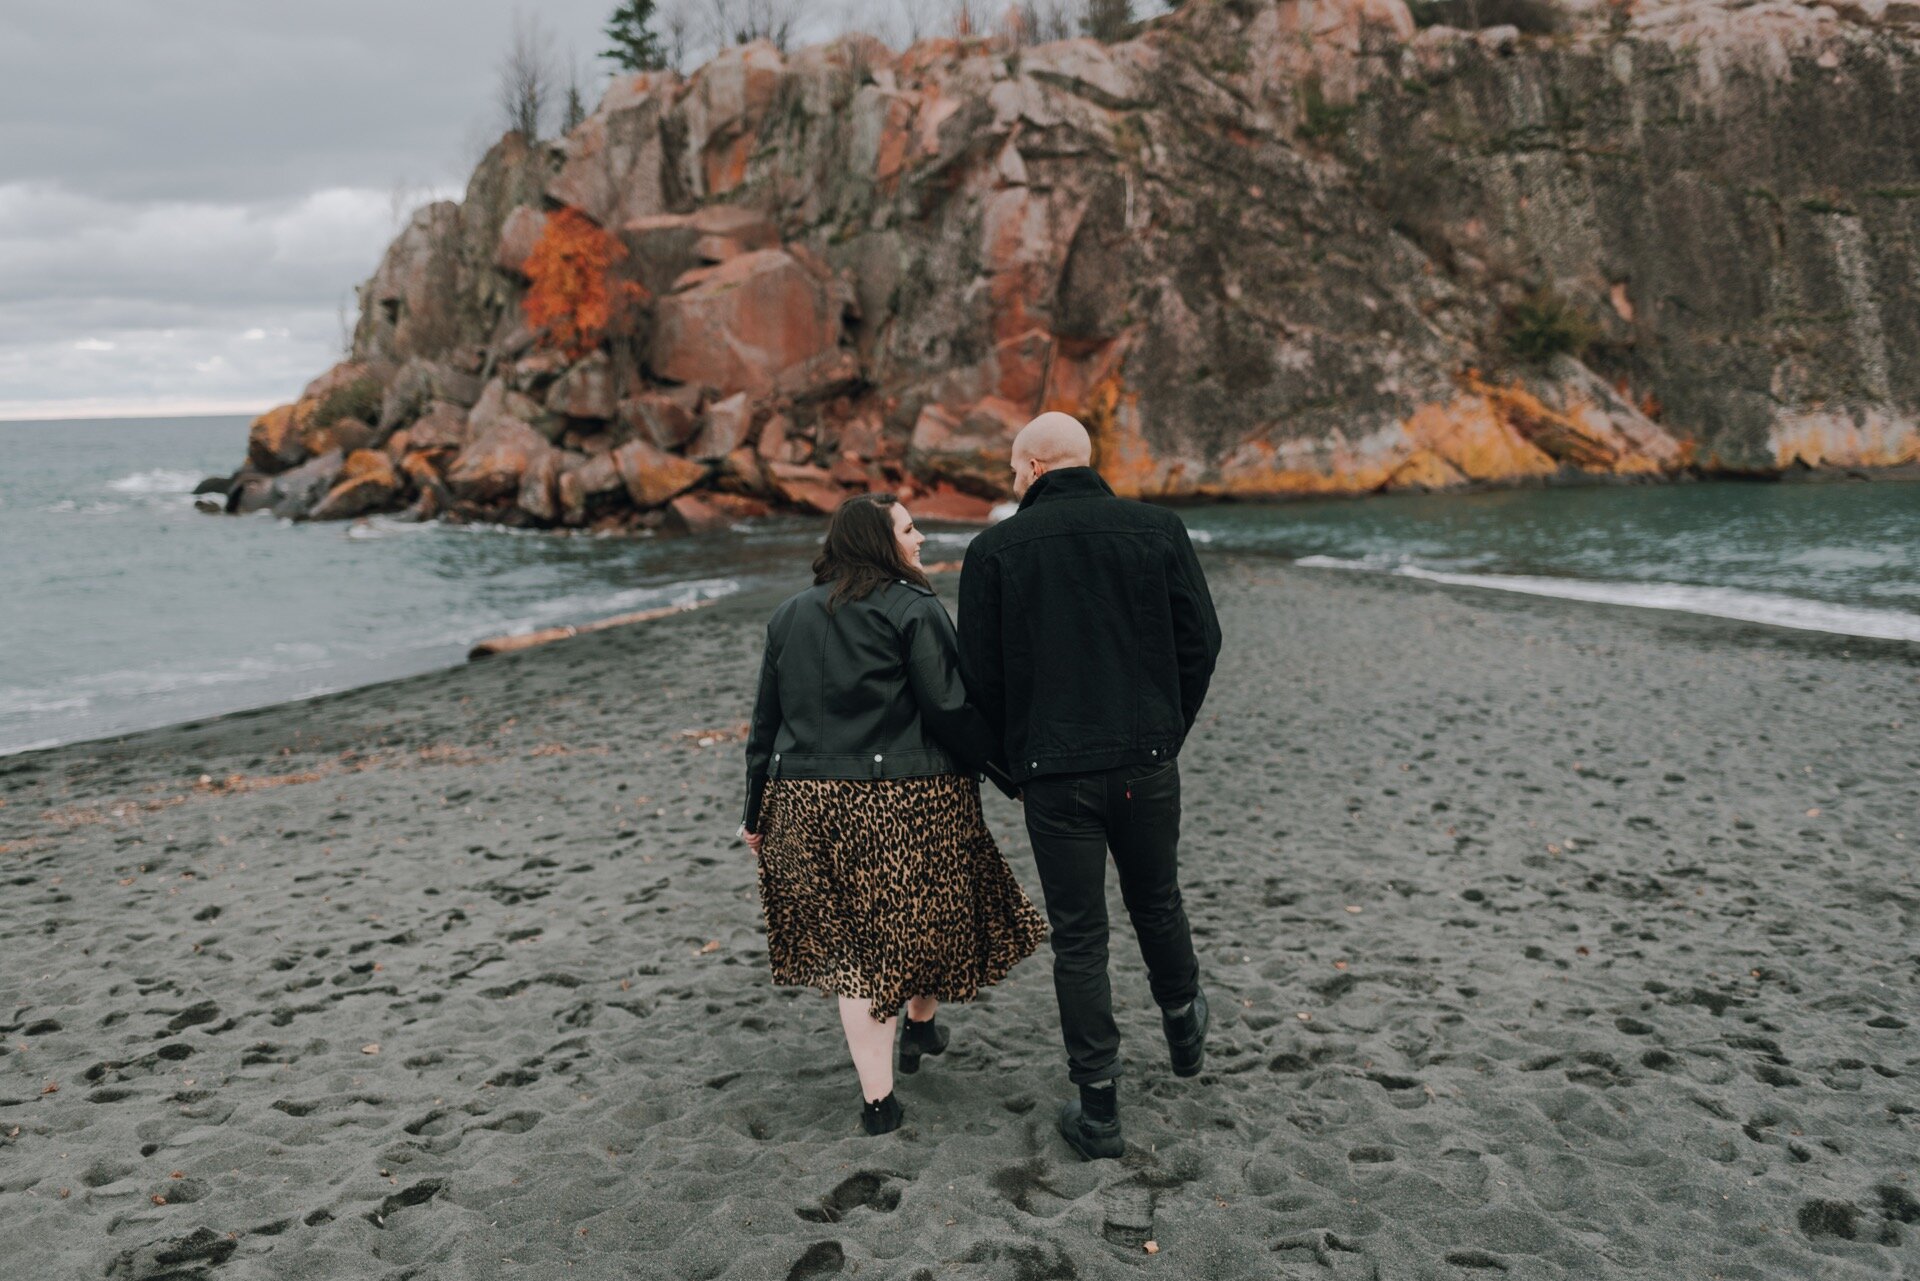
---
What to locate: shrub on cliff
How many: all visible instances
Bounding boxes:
[1410,0,1564,33]
[313,376,383,427]
[1503,290,1598,364]
[522,208,648,360]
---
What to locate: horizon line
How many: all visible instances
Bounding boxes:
[0,401,271,424]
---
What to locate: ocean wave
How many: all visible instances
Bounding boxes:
[105,469,204,495]
[43,499,126,515]
[1296,556,1920,643]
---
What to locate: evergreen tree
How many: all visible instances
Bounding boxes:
[603,1,669,71]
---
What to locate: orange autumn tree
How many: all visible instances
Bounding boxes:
[521,207,647,359]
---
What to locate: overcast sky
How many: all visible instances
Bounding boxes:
[0,1,1164,420]
[0,1,857,420]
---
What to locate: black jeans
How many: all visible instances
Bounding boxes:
[1022,758,1200,1085]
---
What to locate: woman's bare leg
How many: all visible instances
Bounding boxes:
[837,996,896,1102]
[905,995,938,1022]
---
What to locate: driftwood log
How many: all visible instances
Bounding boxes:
[468,599,719,660]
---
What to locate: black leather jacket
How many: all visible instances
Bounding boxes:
[742,579,996,832]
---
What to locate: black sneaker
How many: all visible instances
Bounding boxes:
[861,1091,904,1136]
[1163,987,1209,1078]
[1057,1082,1124,1160]
[897,1014,950,1075]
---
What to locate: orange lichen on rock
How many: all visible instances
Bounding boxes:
[1771,409,1920,469]
[522,208,649,360]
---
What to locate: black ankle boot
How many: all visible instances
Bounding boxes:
[861,1090,904,1136]
[1057,1081,1123,1160]
[1163,986,1209,1078]
[897,1013,949,1075]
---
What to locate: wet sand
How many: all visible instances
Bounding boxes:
[3,557,1917,1280]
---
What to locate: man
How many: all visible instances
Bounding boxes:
[957,411,1223,1160]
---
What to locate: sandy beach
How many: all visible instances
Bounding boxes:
[3,555,1916,1280]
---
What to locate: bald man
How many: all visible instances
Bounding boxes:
[957,412,1222,1161]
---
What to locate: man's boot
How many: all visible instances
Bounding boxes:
[1057,1080,1124,1160]
[1163,986,1209,1078]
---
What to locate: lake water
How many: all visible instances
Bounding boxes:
[3,414,1915,755]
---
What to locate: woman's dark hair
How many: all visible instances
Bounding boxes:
[812,492,931,610]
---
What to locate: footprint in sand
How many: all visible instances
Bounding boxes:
[784,1240,845,1280]
[795,1170,903,1222]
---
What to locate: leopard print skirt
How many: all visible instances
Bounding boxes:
[756,773,1047,1020]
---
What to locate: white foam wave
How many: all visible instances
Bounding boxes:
[456,576,744,642]
[105,469,203,495]
[1297,556,1920,643]
[43,499,125,515]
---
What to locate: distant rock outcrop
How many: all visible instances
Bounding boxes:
[213,0,1920,527]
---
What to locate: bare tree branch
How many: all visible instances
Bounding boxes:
[497,11,557,142]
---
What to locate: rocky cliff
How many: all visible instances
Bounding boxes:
[213,0,1920,528]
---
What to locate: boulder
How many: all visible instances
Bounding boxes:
[904,482,996,524]
[618,214,706,297]
[649,250,840,397]
[447,418,552,502]
[406,399,470,451]
[547,353,618,421]
[620,393,700,450]
[548,84,675,226]
[310,450,403,521]
[691,204,779,246]
[247,403,309,473]
[558,453,625,524]
[908,397,1027,496]
[666,493,735,534]
[495,205,548,275]
[268,450,344,520]
[302,416,376,458]
[719,446,772,496]
[611,439,709,508]
[192,473,234,496]
[687,391,754,459]
[378,358,482,433]
[517,449,569,523]
[766,461,848,514]
[227,469,275,515]
[701,491,773,520]
[694,234,748,263]
[468,378,548,438]
[756,411,806,464]
[681,42,786,195]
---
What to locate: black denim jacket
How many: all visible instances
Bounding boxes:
[957,467,1222,784]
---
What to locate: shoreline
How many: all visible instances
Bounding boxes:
[3,558,1916,1277]
[6,542,1916,763]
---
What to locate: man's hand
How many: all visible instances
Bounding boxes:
[739,825,763,855]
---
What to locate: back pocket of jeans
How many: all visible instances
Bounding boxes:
[1124,760,1177,792]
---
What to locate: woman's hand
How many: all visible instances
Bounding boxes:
[739,824,763,855]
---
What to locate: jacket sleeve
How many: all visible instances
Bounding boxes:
[902,595,1002,781]
[956,542,1007,756]
[741,622,782,833]
[1166,521,1223,733]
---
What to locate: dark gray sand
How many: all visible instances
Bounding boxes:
[3,558,1917,1280]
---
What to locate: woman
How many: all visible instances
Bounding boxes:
[740,493,1046,1135]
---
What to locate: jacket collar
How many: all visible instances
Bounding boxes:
[1016,466,1114,511]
